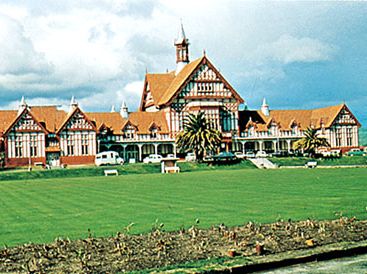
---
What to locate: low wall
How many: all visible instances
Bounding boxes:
[60,155,95,165]
[6,157,46,167]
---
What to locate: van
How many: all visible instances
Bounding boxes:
[95,151,124,166]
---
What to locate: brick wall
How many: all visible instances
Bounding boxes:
[60,155,94,165]
[6,157,46,167]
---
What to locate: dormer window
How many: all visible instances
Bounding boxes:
[248,126,255,136]
[150,128,158,138]
[124,125,135,139]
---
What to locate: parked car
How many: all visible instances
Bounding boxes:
[244,151,256,158]
[234,151,246,159]
[256,151,268,158]
[211,152,240,165]
[347,148,366,157]
[143,154,163,163]
[95,151,124,166]
[185,152,196,162]
[272,150,289,157]
[166,154,175,158]
[320,149,341,158]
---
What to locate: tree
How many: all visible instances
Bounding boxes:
[293,127,330,157]
[176,112,222,161]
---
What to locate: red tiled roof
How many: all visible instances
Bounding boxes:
[239,104,354,131]
[30,106,66,132]
[143,55,244,108]
[87,112,127,134]
[0,110,18,133]
[129,111,169,134]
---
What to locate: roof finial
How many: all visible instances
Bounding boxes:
[203,49,206,56]
[20,96,26,107]
[18,96,27,114]
[120,101,128,119]
[69,96,78,113]
[261,97,270,116]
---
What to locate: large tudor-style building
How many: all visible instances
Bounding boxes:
[0,24,362,167]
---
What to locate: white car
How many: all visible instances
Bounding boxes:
[95,151,124,166]
[256,151,268,158]
[143,154,163,163]
[185,152,196,162]
[234,151,246,159]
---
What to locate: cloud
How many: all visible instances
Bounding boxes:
[0,14,53,76]
[256,35,337,64]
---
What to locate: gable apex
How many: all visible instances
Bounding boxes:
[158,55,244,106]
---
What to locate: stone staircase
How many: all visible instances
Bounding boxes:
[249,158,278,169]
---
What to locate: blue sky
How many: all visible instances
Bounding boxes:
[0,0,366,125]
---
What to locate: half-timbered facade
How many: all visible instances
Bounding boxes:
[0,23,362,167]
[140,25,244,150]
[233,100,361,154]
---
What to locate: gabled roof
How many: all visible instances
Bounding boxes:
[239,103,359,132]
[56,107,96,134]
[4,107,48,135]
[0,110,18,134]
[141,55,244,110]
[87,112,127,134]
[144,72,176,105]
[129,111,169,134]
[158,56,204,105]
[30,106,66,133]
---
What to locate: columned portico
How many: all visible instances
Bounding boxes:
[258,141,263,152]
[286,140,291,152]
[138,144,143,162]
[272,140,278,153]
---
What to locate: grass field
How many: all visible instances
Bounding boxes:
[0,168,366,247]
[0,161,255,181]
[270,156,367,167]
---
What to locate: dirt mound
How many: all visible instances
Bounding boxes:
[1,218,366,273]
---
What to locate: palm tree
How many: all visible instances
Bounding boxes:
[176,112,222,161]
[293,127,330,157]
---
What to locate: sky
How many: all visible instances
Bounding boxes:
[0,0,366,125]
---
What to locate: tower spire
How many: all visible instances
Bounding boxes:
[174,20,190,75]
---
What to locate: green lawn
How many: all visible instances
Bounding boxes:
[0,161,255,181]
[0,168,366,247]
[270,156,367,167]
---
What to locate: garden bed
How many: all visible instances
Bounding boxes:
[1,218,366,273]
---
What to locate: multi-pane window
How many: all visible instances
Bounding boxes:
[124,126,135,139]
[81,134,89,155]
[150,128,158,138]
[67,135,75,156]
[346,128,353,146]
[335,128,342,147]
[15,136,23,157]
[30,135,38,157]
